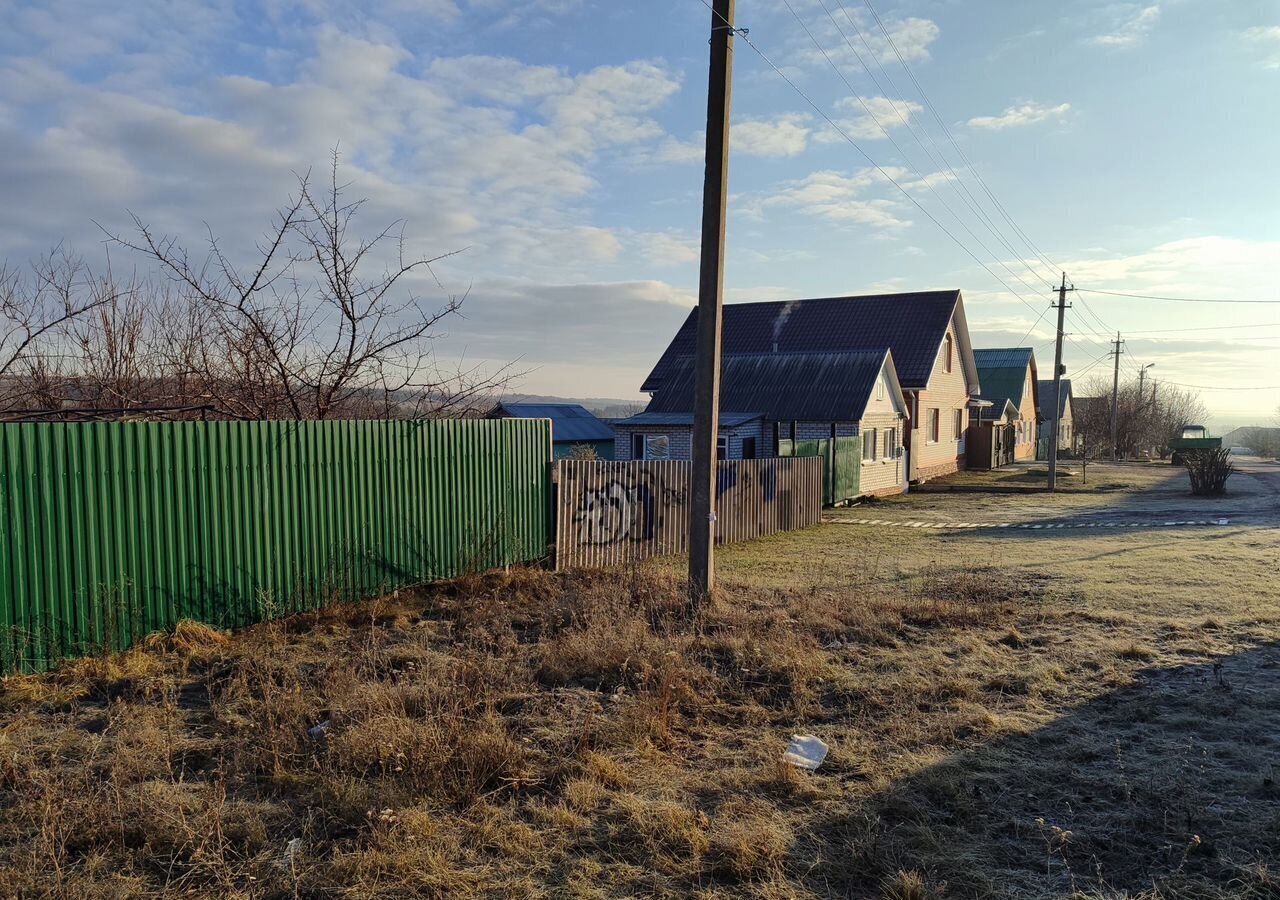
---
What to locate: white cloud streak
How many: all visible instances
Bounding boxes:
[966,101,1071,130]
[1090,4,1161,49]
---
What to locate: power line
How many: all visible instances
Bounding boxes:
[817,0,1058,294]
[859,0,1064,280]
[1079,288,1280,304]
[778,0,1048,314]
[1122,321,1280,335]
[1016,306,1052,345]
[1154,381,1280,391]
[693,0,1049,316]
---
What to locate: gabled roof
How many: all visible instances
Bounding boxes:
[977,398,1018,423]
[973,347,1035,369]
[641,290,974,392]
[1036,379,1073,419]
[614,411,764,428]
[644,350,904,423]
[488,402,615,442]
[974,347,1037,414]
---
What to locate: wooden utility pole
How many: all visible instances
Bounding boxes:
[1047,273,1072,492]
[1109,332,1124,461]
[688,0,736,607]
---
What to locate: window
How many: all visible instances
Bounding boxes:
[863,428,877,461]
[742,437,757,459]
[953,409,963,441]
[644,434,670,460]
[943,334,953,373]
[631,433,644,460]
[875,374,884,401]
[716,436,728,460]
[885,427,896,458]
[928,408,940,443]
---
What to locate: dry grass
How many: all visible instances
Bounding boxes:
[1,518,1279,898]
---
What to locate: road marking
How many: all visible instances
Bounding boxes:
[834,517,1231,531]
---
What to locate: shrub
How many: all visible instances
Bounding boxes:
[1182,448,1233,496]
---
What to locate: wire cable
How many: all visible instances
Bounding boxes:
[1078,288,1280,304]
[818,0,1059,293]
[859,0,1064,279]
[777,0,1049,313]
[693,0,1048,317]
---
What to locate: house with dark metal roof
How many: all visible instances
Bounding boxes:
[1036,378,1075,453]
[972,347,1039,465]
[639,290,980,483]
[486,402,615,459]
[616,349,910,496]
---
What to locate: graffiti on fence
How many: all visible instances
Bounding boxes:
[573,469,686,546]
[555,458,821,570]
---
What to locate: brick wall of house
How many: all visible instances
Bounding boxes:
[613,422,771,461]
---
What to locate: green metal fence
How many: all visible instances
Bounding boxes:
[0,418,552,672]
[779,436,862,505]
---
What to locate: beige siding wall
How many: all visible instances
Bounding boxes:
[1013,362,1037,461]
[912,321,971,481]
[859,364,906,495]
[859,411,905,494]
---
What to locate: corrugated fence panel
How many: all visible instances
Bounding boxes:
[554,457,822,571]
[0,418,552,673]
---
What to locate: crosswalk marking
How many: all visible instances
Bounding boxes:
[835,517,1230,531]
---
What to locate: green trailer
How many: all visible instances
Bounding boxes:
[1168,425,1221,465]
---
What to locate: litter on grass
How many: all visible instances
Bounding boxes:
[784,734,829,770]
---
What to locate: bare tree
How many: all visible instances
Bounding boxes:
[1074,375,1206,459]
[0,251,116,409]
[102,153,518,420]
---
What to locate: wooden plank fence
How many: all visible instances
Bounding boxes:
[553,457,822,570]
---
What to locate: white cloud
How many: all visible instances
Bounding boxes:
[746,168,912,231]
[1243,25,1280,69]
[786,7,940,73]
[634,232,700,266]
[1090,4,1160,48]
[966,101,1071,130]
[732,114,812,158]
[815,95,923,141]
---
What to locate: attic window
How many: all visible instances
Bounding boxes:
[943,334,953,373]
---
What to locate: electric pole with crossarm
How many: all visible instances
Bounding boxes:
[1047,273,1073,491]
[1109,332,1125,460]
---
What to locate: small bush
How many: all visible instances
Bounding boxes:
[1183,448,1234,496]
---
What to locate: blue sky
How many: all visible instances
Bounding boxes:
[1,0,1277,425]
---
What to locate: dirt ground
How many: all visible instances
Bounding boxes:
[2,463,1278,899]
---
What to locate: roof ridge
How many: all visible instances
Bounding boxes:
[718,289,961,308]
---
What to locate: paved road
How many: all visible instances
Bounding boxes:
[830,457,1280,529]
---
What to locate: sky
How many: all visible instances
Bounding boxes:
[1,0,1277,428]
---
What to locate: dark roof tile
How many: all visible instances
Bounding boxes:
[490,403,615,442]
[646,350,893,422]
[642,291,960,392]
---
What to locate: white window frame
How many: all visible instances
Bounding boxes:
[863,428,878,462]
[953,409,963,442]
[943,334,953,373]
[716,435,728,460]
[884,427,896,459]
[928,408,940,444]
